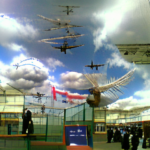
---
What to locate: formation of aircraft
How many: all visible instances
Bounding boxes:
[85,61,105,70]
[58,5,80,15]
[52,41,84,54]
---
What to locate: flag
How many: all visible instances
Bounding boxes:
[52,86,56,101]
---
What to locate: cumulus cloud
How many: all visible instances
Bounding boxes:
[108,89,150,110]
[59,71,92,89]
[92,0,149,52]
[46,58,65,72]
[0,14,38,51]
[107,52,133,69]
[48,76,55,81]
[59,71,108,89]
[0,66,48,89]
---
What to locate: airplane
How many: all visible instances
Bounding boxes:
[52,41,84,54]
[58,5,80,15]
[13,63,20,70]
[33,92,45,103]
[37,15,82,31]
[85,61,105,70]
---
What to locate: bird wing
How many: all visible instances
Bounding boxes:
[98,69,135,92]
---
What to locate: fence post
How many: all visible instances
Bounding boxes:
[92,107,94,134]
[27,136,30,150]
[45,114,48,141]
[64,109,66,125]
[83,103,85,121]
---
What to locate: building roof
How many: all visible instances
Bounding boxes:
[116,44,150,64]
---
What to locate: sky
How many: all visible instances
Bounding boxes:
[1,0,150,109]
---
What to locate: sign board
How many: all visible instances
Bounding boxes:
[65,126,87,146]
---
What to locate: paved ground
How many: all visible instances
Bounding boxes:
[93,141,150,150]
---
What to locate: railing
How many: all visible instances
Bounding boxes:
[106,114,150,124]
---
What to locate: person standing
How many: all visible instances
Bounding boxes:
[122,131,130,150]
[22,108,33,134]
[107,128,112,143]
[41,104,45,114]
[22,108,28,134]
[132,133,139,150]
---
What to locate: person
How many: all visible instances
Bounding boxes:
[114,128,121,142]
[138,127,143,139]
[122,130,130,150]
[107,128,113,143]
[22,108,33,134]
[41,104,45,114]
[142,138,147,149]
[132,132,139,150]
[22,108,28,134]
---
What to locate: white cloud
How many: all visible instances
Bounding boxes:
[59,71,92,89]
[0,14,38,51]
[46,58,65,72]
[92,0,139,52]
[48,76,55,81]
[7,43,26,52]
[107,52,132,69]
[108,89,150,110]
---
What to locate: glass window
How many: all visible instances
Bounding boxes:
[95,123,106,132]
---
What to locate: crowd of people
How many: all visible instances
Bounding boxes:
[107,127,143,150]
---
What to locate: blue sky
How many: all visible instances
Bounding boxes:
[0,0,150,109]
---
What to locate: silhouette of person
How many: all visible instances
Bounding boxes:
[41,104,45,114]
[22,108,33,134]
[107,128,113,143]
[122,131,130,150]
[132,133,139,150]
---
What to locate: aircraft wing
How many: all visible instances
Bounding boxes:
[93,64,105,67]
[45,27,66,31]
[69,6,80,8]
[85,65,92,67]
[37,15,59,25]
[68,24,82,28]
[66,44,84,49]
[44,25,82,31]
[53,46,61,49]
[38,40,62,44]
[41,34,84,41]
[58,5,80,8]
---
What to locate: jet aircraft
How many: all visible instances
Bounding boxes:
[52,41,84,54]
[37,15,82,31]
[85,61,105,70]
[58,5,80,15]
